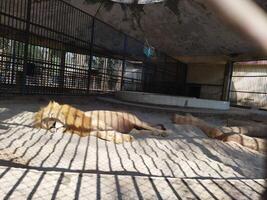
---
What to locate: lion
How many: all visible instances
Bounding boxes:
[34,101,167,143]
[172,114,266,153]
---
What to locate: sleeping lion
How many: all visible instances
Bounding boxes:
[34,101,167,143]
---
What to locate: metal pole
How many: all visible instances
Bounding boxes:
[59,50,66,93]
[221,62,228,100]
[87,17,95,93]
[175,62,179,95]
[152,64,156,92]
[22,0,32,94]
[11,40,16,85]
[154,64,158,92]
[141,63,146,92]
[227,61,234,101]
[222,61,233,101]
[120,34,127,91]
[181,62,188,96]
[161,55,167,93]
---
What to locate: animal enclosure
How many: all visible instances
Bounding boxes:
[0,1,267,198]
[0,0,187,96]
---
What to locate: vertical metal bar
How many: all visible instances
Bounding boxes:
[226,61,234,101]
[162,55,168,92]
[175,61,179,95]
[87,17,95,92]
[0,37,3,91]
[141,61,147,92]
[102,58,107,91]
[0,0,4,16]
[60,1,66,39]
[70,5,74,38]
[154,64,158,92]
[2,0,7,25]
[11,40,16,85]
[149,64,155,92]
[59,50,65,93]
[15,0,19,29]
[182,62,188,96]
[22,0,26,30]
[22,0,32,94]
[221,62,228,101]
[48,0,54,38]
[7,0,11,29]
[38,0,43,37]
[222,61,233,101]
[120,34,127,91]
[18,0,22,30]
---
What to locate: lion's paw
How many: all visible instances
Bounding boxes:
[114,134,134,143]
[123,134,134,142]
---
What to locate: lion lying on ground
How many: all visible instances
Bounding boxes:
[172,114,267,154]
[34,101,167,143]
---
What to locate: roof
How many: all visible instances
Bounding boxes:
[65,0,267,62]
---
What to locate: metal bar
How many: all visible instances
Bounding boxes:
[22,0,32,94]
[59,50,65,93]
[230,90,267,95]
[141,63,146,91]
[182,62,188,95]
[226,61,234,101]
[176,61,188,95]
[221,62,227,100]
[120,34,127,91]
[186,83,223,87]
[232,75,267,77]
[221,61,232,101]
[87,17,95,92]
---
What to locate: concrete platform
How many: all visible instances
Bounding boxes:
[115,91,230,110]
[0,96,266,199]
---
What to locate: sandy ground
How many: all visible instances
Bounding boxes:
[0,95,266,199]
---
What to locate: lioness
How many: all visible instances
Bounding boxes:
[172,114,266,153]
[35,101,167,143]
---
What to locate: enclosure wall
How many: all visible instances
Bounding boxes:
[186,64,225,100]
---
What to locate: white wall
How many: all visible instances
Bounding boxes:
[230,64,267,108]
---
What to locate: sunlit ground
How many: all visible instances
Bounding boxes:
[0,96,266,199]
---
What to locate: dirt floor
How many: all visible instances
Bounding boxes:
[0,95,266,199]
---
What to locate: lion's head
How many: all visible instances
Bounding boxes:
[34,101,62,129]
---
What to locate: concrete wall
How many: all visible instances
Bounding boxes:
[186,64,225,100]
[115,91,230,110]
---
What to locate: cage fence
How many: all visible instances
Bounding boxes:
[0,0,187,96]
[230,62,267,108]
